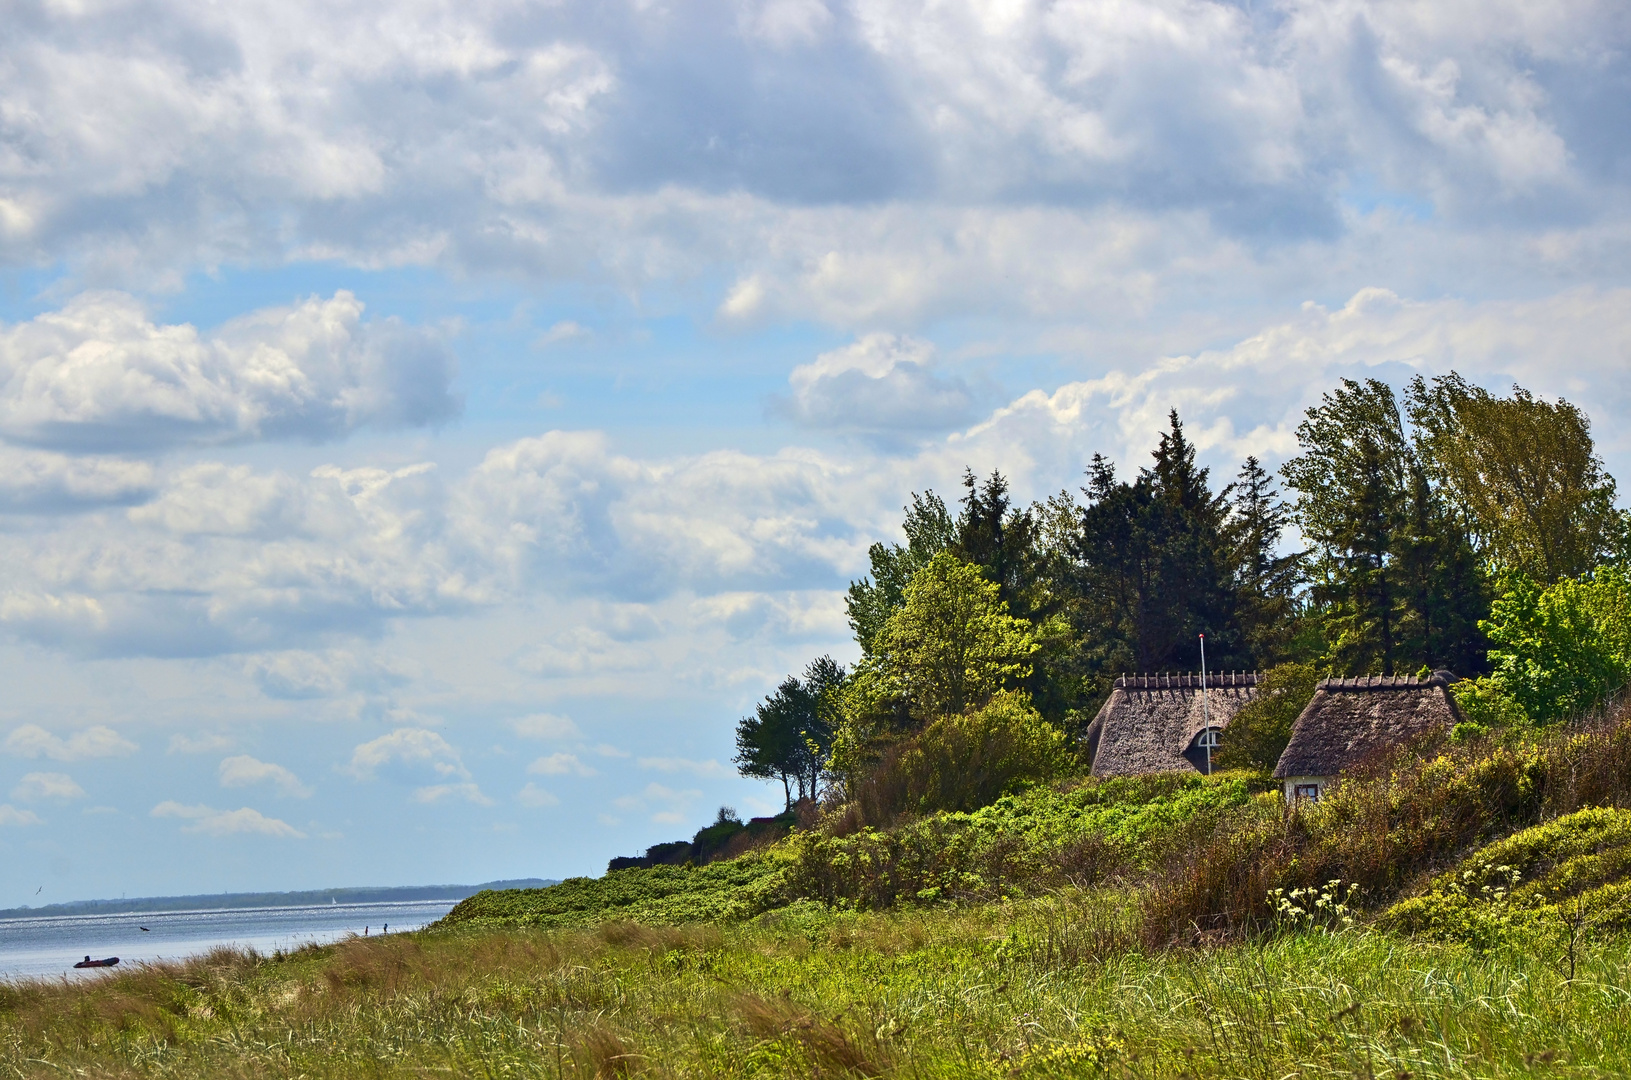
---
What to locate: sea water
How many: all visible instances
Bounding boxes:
[0,900,458,980]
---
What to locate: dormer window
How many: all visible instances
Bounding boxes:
[1194,728,1221,750]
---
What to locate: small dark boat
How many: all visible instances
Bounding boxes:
[73,956,119,969]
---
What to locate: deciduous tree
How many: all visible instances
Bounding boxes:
[1408,373,1621,583]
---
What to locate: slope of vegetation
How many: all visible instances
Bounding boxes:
[447,706,1631,949]
[443,852,790,929]
[1383,806,1631,948]
[444,772,1263,929]
[7,900,1631,1078]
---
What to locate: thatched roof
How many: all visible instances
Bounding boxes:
[1085,672,1260,777]
[1273,671,1463,780]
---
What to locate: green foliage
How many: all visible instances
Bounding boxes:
[874,550,1038,720]
[1408,372,1622,582]
[854,691,1074,819]
[1282,377,1489,676]
[1483,568,1631,722]
[1071,413,1253,676]
[845,490,956,653]
[1212,661,1316,770]
[1448,675,1530,741]
[1227,456,1307,665]
[734,656,845,806]
[1141,711,1631,944]
[954,469,1046,623]
[787,773,1257,910]
[444,852,792,929]
[452,772,1258,928]
[1382,807,1631,949]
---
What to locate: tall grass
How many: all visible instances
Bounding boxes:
[5,901,1631,1077]
[1141,702,1631,945]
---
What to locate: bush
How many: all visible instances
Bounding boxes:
[442,853,791,929]
[789,773,1256,910]
[1381,806,1631,947]
[1448,675,1530,741]
[1140,707,1631,945]
[1484,569,1631,722]
[1213,662,1317,771]
[847,691,1073,822]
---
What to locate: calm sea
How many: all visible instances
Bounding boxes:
[0,900,458,981]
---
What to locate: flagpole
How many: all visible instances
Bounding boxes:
[1200,633,1211,776]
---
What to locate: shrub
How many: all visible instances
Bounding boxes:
[1140,707,1631,945]
[1484,569,1631,722]
[1381,807,1631,948]
[1449,675,1530,741]
[891,691,1073,816]
[789,773,1255,910]
[1213,662,1316,770]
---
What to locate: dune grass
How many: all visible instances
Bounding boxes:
[4,893,1631,1078]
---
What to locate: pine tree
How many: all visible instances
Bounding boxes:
[1282,380,1411,674]
[955,469,1042,622]
[1226,456,1305,665]
[1069,411,1248,676]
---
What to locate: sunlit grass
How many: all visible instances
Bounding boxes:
[4,893,1629,1078]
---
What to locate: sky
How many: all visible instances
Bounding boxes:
[1,0,1629,905]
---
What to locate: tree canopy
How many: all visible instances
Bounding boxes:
[735,370,1626,810]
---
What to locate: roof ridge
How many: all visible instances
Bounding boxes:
[1113,671,1263,690]
[1317,669,1456,691]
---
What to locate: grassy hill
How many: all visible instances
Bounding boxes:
[443,708,1631,950]
[9,711,1631,1077]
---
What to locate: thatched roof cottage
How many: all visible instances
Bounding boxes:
[1084,672,1261,778]
[1273,671,1463,802]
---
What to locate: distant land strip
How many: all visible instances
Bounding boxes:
[0,880,558,919]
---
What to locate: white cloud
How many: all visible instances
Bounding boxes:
[527,752,596,777]
[218,755,313,798]
[513,629,657,677]
[246,649,410,700]
[0,804,44,827]
[0,447,154,512]
[0,458,482,657]
[0,292,458,452]
[780,334,977,439]
[518,782,560,808]
[534,321,590,348]
[508,713,582,740]
[168,732,234,755]
[3,725,138,761]
[150,801,305,838]
[0,0,1614,327]
[736,0,833,47]
[348,728,469,782]
[0,280,1624,676]
[457,430,878,600]
[10,772,86,802]
[637,757,734,779]
[413,783,494,805]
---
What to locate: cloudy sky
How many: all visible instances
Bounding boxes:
[1,0,1628,904]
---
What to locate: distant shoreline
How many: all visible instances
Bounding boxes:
[0,879,557,920]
